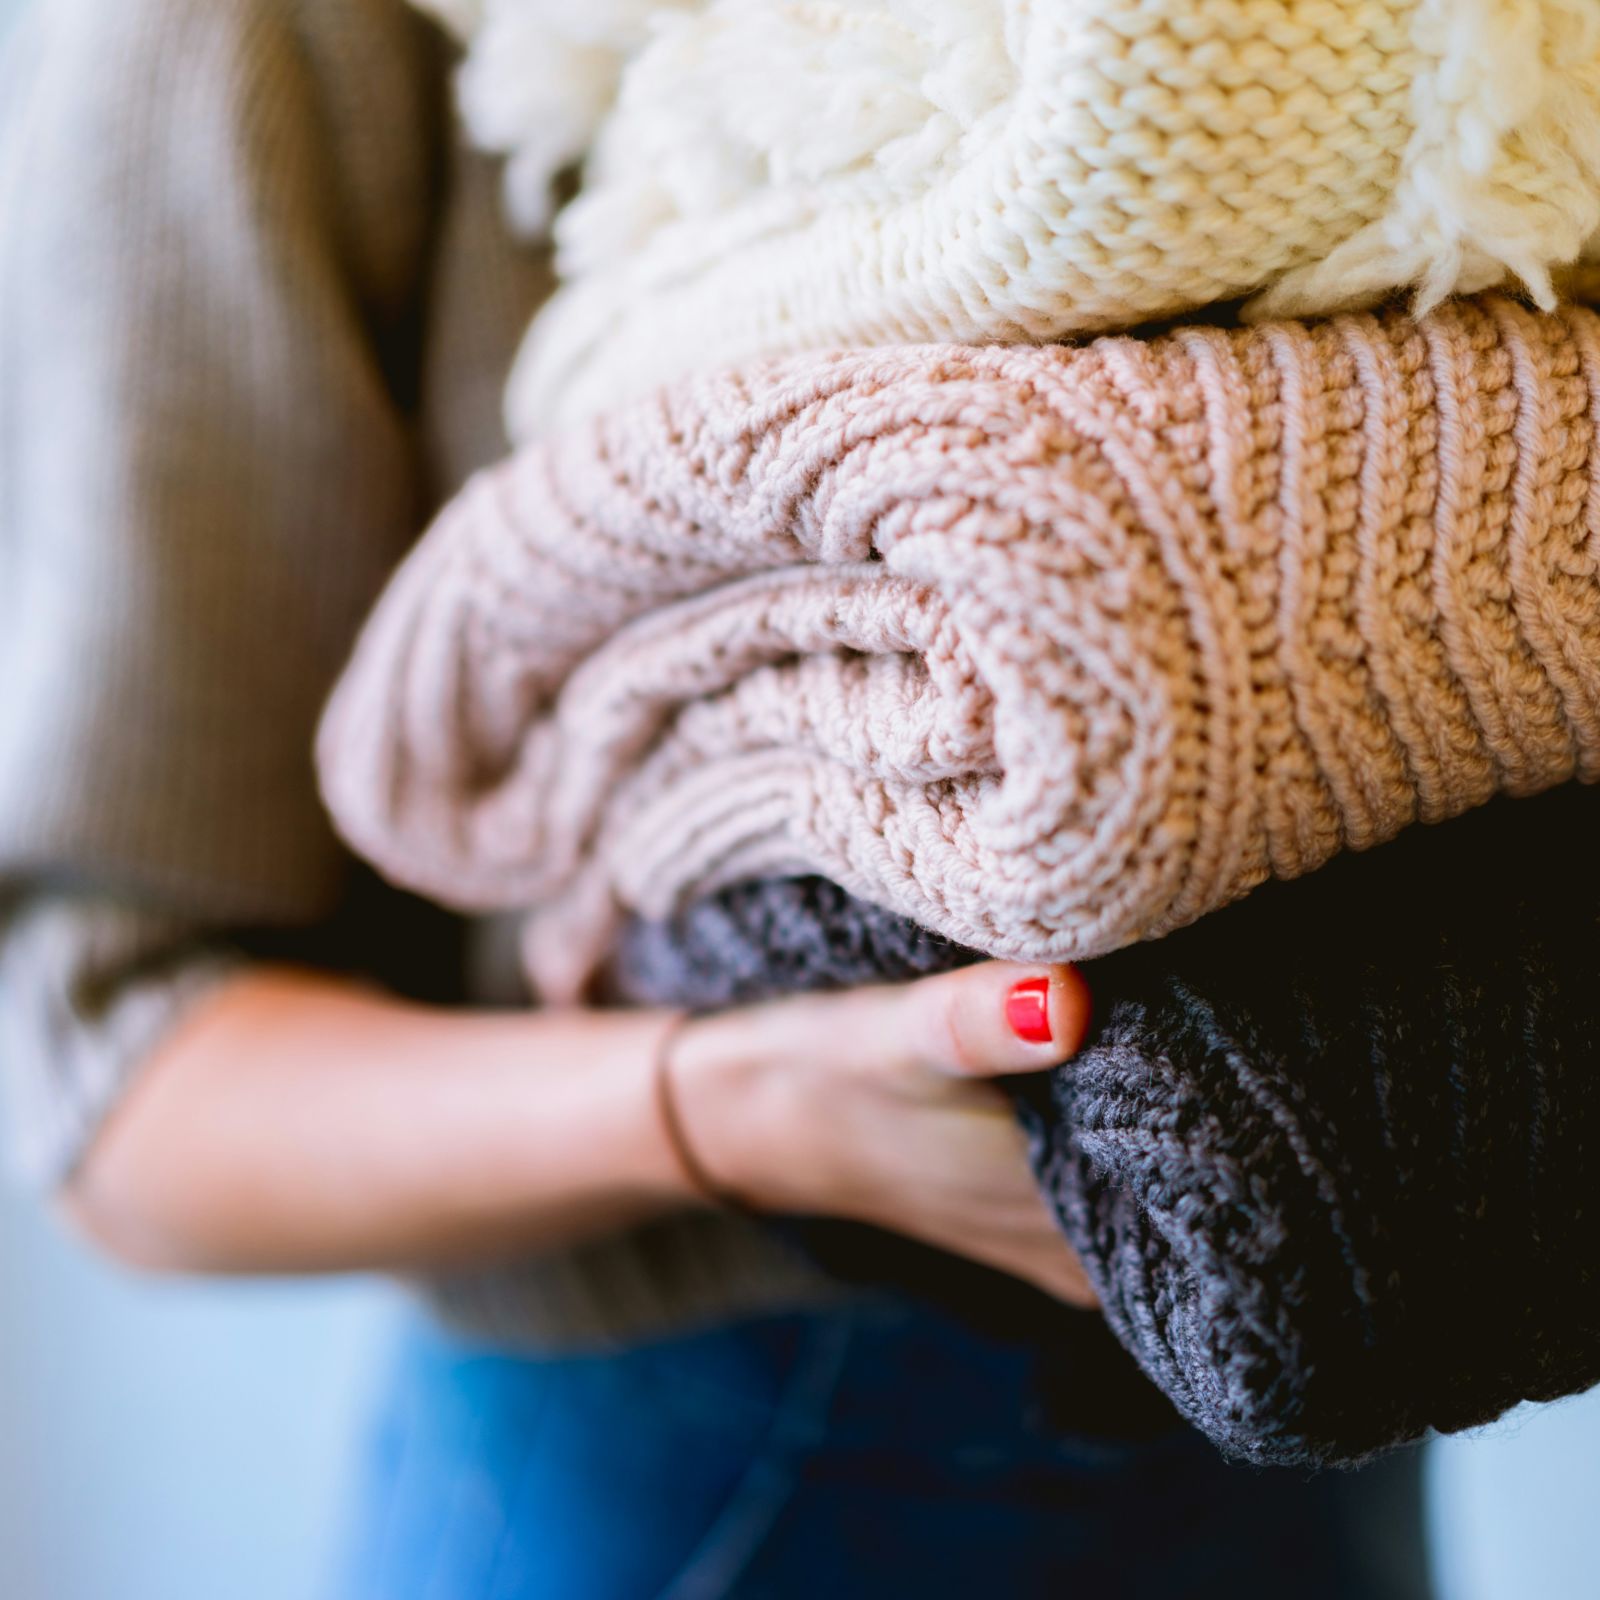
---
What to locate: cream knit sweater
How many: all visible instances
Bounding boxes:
[417,0,1600,432]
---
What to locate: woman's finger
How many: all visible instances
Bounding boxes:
[1001,1234,1102,1308]
[897,962,1092,1079]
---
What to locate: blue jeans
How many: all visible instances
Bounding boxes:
[334,1298,1428,1600]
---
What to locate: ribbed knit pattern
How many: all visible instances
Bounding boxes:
[320,296,1600,1000]
[439,0,1600,429]
[610,781,1600,1469]
[0,0,444,922]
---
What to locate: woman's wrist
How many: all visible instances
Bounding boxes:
[652,1014,753,1211]
[640,968,1101,1309]
[581,1009,713,1213]
[663,1006,818,1217]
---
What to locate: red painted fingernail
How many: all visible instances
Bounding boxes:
[1005,977,1053,1045]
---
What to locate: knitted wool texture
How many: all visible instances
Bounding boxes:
[318,297,1600,1000]
[407,0,700,236]
[414,0,1600,431]
[608,781,1600,1469]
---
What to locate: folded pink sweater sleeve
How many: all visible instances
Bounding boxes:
[319,297,1600,994]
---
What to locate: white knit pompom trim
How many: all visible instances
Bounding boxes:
[413,0,700,236]
[556,0,1018,275]
[1252,0,1600,320]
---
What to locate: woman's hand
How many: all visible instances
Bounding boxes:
[667,964,1098,1307]
[66,962,1095,1310]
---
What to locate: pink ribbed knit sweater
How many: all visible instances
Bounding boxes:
[318,296,1600,999]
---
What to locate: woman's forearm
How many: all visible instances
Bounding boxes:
[63,968,697,1275]
[58,959,1097,1305]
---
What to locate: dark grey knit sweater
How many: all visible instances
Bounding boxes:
[612,781,1600,1469]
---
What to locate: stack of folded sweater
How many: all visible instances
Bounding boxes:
[321,0,1600,1466]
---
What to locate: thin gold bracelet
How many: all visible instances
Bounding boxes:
[652,1011,755,1214]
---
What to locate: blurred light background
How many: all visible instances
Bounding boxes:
[0,1,1595,1596]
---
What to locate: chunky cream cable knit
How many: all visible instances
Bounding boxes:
[416,0,1600,432]
[318,296,1600,1000]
